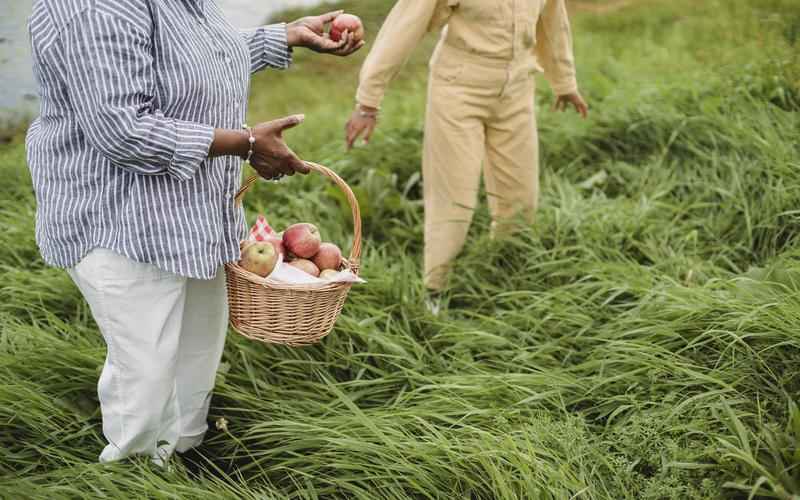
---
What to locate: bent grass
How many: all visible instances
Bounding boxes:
[1,0,799,498]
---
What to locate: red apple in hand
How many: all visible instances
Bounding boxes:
[330,14,364,43]
[313,242,343,271]
[283,223,321,258]
[240,242,279,277]
[289,259,320,277]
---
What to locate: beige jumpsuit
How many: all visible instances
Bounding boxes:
[357,0,579,290]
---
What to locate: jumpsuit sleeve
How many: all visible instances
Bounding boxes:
[356,0,442,109]
[535,0,579,96]
[240,23,293,74]
[60,8,214,182]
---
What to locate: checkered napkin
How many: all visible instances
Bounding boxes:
[247,215,276,242]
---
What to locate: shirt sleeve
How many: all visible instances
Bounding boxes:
[240,23,292,74]
[59,9,214,182]
[356,0,442,109]
[535,0,579,96]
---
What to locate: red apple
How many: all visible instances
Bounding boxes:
[240,242,278,277]
[283,223,321,259]
[313,242,343,271]
[330,14,364,43]
[289,259,320,277]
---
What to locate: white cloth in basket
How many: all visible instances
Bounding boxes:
[268,262,365,286]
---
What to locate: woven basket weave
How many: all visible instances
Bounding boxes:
[225,162,362,346]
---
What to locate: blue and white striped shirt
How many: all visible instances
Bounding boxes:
[25,0,291,279]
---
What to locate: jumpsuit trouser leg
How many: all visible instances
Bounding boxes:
[422,53,540,291]
[484,77,539,238]
[422,64,489,291]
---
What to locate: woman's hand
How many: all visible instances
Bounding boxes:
[345,105,379,150]
[553,92,589,119]
[249,115,311,180]
[287,11,364,56]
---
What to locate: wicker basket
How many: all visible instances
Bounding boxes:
[225,162,362,346]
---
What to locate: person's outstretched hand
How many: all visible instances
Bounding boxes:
[345,105,379,150]
[287,11,364,56]
[250,115,311,181]
[554,92,589,119]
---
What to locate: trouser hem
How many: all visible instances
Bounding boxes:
[175,428,208,453]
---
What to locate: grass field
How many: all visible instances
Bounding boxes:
[2,0,800,498]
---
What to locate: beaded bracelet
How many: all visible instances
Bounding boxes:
[242,124,256,163]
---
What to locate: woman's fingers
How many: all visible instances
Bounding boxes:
[575,98,589,119]
[574,101,587,118]
[318,10,344,25]
[262,114,305,136]
[327,30,364,56]
[252,150,308,179]
[340,31,359,53]
[251,160,280,180]
[345,115,378,151]
[553,94,588,117]
[249,114,310,179]
[363,121,376,145]
[333,30,351,53]
[336,38,364,56]
[346,121,362,151]
[273,153,296,176]
[303,29,347,53]
[270,145,309,176]
[313,34,347,53]
[287,149,311,174]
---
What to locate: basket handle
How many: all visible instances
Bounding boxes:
[234,162,362,267]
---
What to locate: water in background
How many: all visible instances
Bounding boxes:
[222,0,326,29]
[0,0,324,128]
[0,0,38,128]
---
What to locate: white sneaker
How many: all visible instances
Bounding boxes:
[425,294,447,316]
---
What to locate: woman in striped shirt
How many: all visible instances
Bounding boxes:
[26,0,362,464]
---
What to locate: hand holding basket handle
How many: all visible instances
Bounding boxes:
[248,115,311,180]
[210,114,310,181]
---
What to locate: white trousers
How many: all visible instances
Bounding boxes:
[68,248,228,464]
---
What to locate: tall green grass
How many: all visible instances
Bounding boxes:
[2,0,799,498]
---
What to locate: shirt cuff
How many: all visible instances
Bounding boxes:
[549,78,578,96]
[169,121,215,182]
[261,23,292,70]
[356,88,384,110]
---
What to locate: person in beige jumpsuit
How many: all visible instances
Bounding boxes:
[346,0,589,292]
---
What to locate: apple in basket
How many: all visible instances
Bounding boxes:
[283,223,321,259]
[319,269,339,281]
[289,258,320,277]
[330,14,364,43]
[240,241,279,277]
[313,242,343,271]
